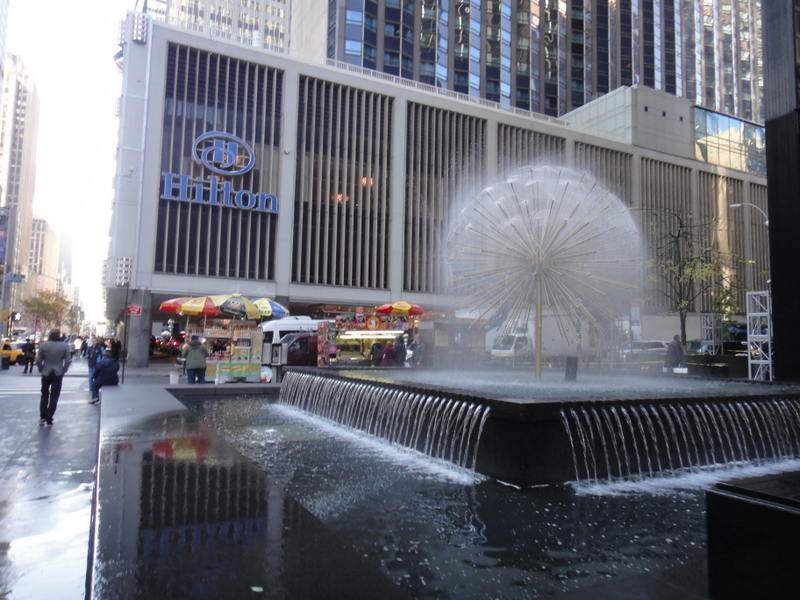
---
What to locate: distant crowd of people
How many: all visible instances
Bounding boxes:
[369,337,426,368]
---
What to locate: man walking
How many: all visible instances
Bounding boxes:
[35,329,72,426]
[21,338,36,373]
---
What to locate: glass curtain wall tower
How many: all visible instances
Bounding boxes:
[324,0,764,122]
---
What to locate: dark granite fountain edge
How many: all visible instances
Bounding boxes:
[276,368,800,486]
[284,367,800,420]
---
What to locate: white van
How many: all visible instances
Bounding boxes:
[260,316,328,366]
[490,334,532,361]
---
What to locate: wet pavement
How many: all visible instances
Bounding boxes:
[0,358,99,599]
[1,357,409,599]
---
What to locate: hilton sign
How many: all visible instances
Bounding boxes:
[160,132,278,213]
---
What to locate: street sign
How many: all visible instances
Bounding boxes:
[127,304,142,315]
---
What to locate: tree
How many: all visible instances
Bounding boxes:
[21,290,72,333]
[645,210,730,344]
[711,283,744,340]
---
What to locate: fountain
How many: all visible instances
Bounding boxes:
[266,166,800,487]
[279,368,800,486]
[446,165,642,377]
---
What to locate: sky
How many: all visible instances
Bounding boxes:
[6,0,135,322]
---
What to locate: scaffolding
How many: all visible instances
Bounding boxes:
[699,313,723,355]
[746,291,773,381]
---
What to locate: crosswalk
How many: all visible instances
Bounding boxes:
[0,370,86,398]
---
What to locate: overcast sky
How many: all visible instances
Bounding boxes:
[7,0,134,322]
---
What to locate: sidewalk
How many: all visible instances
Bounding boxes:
[0,357,174,599]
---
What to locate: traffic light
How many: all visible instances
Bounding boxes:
[1,309,7,321]
[13,312,21,321]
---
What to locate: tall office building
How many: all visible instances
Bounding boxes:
[321,0,765,121]
[143,0,289,48]
[142,0,764,123]
[0,0,8,97]
[0,54,38,319]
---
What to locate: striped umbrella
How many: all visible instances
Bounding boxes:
[159,294,261,319]
[251,298,290,318]
[374,301,425,316]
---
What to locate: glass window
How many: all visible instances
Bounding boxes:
[346,10,362,25]
[345,40,362,56]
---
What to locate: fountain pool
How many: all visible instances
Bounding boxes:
[183,375,800,600]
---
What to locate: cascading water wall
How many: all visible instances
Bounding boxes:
[278,371,491,472]
[561,397,800,484]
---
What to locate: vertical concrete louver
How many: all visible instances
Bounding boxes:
[293,77,393,288]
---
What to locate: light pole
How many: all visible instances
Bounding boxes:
[730,203,769,227]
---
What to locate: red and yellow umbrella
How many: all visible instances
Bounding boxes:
[159,294,261,319]
[374,301,425,316]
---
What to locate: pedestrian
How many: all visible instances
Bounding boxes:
[181,335,209,384]
[86,337,106,402]
[664,334,685,372]
[410,339,426,366]
[35,329,72,426]
[370,341,383,367]
[393,337,407,367]
[21,337,36,373]
[89,353,120,403]
[379,342,396,366]
[109,338,122,360]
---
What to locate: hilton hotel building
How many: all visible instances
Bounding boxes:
[107,13,768,367]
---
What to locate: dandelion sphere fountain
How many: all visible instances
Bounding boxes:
[446,165,642,377]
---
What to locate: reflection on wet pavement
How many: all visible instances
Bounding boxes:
[91,407,408,599]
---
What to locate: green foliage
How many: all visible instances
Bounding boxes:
[712,283,743,340]
[21,290,72,332]
[646,209,728,343]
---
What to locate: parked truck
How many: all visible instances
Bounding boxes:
[260,317,336,378]
[488,315,593,362]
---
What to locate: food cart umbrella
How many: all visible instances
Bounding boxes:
[159,296,221,316]
[374,301,425,316]
[206,294,261,319]
[159,294,261,334]
[251,298,290,318]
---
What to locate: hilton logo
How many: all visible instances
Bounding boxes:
[160,132,278,213]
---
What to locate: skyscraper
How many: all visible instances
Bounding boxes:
[143,0,764,123]
[0,54,38,322]
[144,0,289,48]
[321,0,765,121]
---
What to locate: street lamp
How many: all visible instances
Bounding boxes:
[730,203,769,227]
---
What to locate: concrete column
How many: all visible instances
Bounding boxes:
[126,289,152,369]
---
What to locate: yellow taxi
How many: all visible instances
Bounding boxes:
[1,340,27,365]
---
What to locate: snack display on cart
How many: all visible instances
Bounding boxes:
[203,321,263,382]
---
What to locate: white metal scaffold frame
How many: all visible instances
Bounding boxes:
[746,291,772,381]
